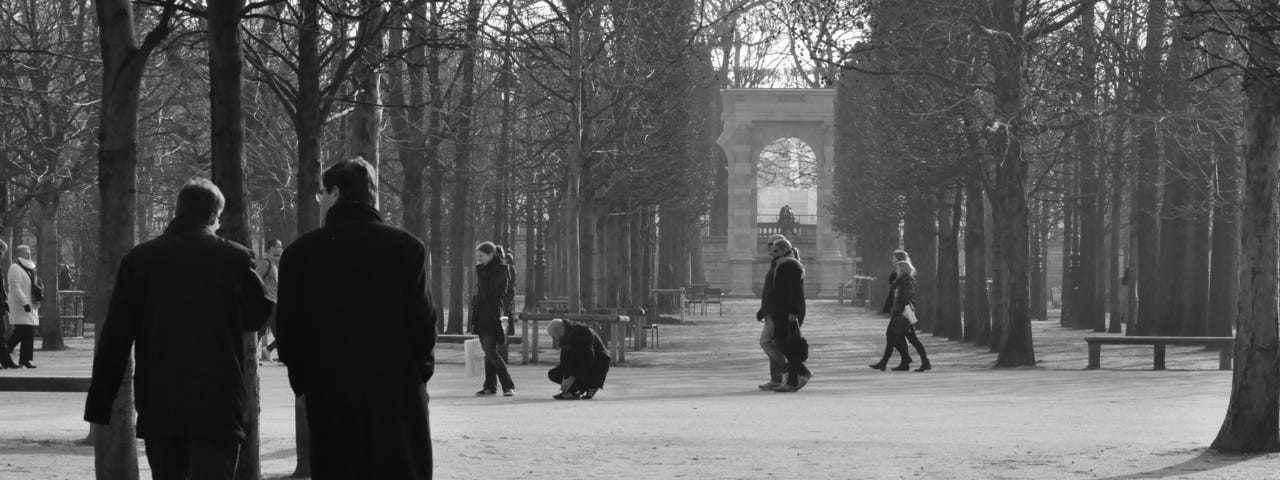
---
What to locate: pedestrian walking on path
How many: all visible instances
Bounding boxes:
[472,242,515,397]
[6,244,42,369]
[871,256,931,372]
[768,239,810,392]
[756,234,789,390]
[0,240,20,370]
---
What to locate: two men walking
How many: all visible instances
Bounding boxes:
[757,235,810,392]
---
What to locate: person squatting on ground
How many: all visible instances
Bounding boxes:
[0,240,19,369]
[756,234,789,390]
[275,157,438,479]
[768,239,811,392]
[472,242,516,397]
[546,318,610,400]
[85,178,272,480]
[870,256,931,372]
[257,238,282,362]
[7,244,43,369]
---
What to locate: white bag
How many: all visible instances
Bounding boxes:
[902,305,919,326]
[464,338,485,377]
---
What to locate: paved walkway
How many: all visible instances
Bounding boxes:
[0,299,1271,479]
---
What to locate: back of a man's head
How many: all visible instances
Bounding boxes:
[322,157,377,206]
[175,178,225,226]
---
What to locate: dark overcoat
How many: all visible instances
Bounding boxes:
[275,202,438,480]
[84,215,271,440]
[769,256,806,339]
[471,257,508,341]
[887,273,917,335]
[881,270,899,314]
[756,257,779,321]
[553,320,611,389]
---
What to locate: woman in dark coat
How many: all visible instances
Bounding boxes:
[870,260,931,371]
[472,242,515,396]
[503,252,517,334]
[770,239,811,392]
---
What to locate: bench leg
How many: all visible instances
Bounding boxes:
[1087,343,1100,370]
[521,318,529,365]
[1154,344,1166,371]
[532,320,540,364]
[1220,346,1233,371]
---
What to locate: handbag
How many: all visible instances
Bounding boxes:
[902,305,918,326]
[22,266,43,303]
[780,322,808,363]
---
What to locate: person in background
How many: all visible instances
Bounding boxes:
[84,178,272,479]
[546,318,610,400]
[275,157,437,479]
[756,234,788,390]
[256,239,283,362]
[870,259,931,372]
[0,240,18,369]
[472,242,515,397]
[6,245,42,369]
[503,251,517,327]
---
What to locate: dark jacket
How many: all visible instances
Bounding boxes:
[888,273,917,335]
[756,257,779,321]
[881,270,899,314]
[275,202,437,479]
[770,256,806,339]
[471,258,509,339]
[504,264,517,317]
[558,320,610,383]
[84,215,271,440]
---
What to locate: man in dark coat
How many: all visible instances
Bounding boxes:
[85,178,272,479]
[755,234,788,390]
[0,239,18,369]
[546,318,610,400]
[275,157,437,480]
[770,239,810,393]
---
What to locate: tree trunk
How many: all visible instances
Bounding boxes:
[425,3,445,326]
[1061,183,1076,327]
[91,0,173,476]
[35,194,64,350]
[937,188,963,341]
[447,0,481,333]
[350,2,384,204]
[1132,0,1168,336]
[987,192,1005,352]
[392,15,426,244]
[1207,45,1241,339]
[206,3,260,478]
[1211,18,1280,451]
[1076,1,1104,332]
[964,181,991,345]
[904,199,937,332]
[1108,111,1127,333]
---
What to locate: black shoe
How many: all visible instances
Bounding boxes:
[891,362,911,371]
[915,363,932,372]
[869,363,887,371]
[553,391,580,400]
[475,389,497,396]
[19,362,36,369]
[503,388,515,397]
[581,388,598,400]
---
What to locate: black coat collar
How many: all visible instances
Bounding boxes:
[164,214,216,236]
[325,202,382,226]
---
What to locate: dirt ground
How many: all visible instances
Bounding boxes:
[1,299,1275,479]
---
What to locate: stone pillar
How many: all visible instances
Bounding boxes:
[727,137,757,298]
[815,124,845,298]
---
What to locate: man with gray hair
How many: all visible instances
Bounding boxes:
[546,318,610,400]
[0,239,18,369]
[6,244,42,368]
[755,234,788,390]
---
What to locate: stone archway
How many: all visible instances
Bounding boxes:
[711,88,850,298]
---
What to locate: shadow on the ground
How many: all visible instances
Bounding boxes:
[1095,449,1262,479]
[0,439,93,456]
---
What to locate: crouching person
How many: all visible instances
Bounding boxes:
[546,319,610,400]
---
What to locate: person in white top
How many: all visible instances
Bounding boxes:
[256,239,282,361]
[7,245,42,368]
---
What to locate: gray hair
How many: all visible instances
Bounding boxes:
[896,260,916,277]
[15,245,31,257]
[547,319,566,340]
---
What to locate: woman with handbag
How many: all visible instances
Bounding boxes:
[870,259,931,372]
[471,242,516,397]
[770,239,811,392]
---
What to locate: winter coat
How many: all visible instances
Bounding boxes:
[769,256,806,339]
[504,265,517,317]
[887,273,917,335]
[557,320,610,384]
[84,215,272,440]
[7,259,40,326]
[881,270,899,314]
[471,257,509,340]
[757,257,779,321]
[275,202,437,479]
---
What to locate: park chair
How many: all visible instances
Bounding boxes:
[702,288,725,316]
[684,285,707,314]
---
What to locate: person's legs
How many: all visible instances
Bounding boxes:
[144,437,189,480]
[905,328,930,369]
[0,319,15,368]
[16,325,34,365]
[265,303,278,351]
[481,335,514,391]
[759,321,786,385]
[185,437,241,480]
[874,331,896,367]
[892,334,912,370]
[547,366,565,385]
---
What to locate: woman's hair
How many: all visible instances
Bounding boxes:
[896,260,917,277]
[504,252,515,264]
[790,248,802,261]
[477,242,497,255]
[494,245,507,260]
[893,250,910,261]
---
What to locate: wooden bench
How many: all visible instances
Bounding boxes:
[1085,335,1234,371]
[437,334,523,344]
[0,376,92,392]
[517,313,631,366]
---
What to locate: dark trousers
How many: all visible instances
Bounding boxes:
[548,359,610,393]
[878,329,929,366]
[144,436,241,480]
[480,335,514,392]
[6,325,34,364]
[902,329,929,365]
[257,303,277,351]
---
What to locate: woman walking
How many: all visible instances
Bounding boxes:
[503,251,517,333]
[870,258,931,372]
[471,242,516,396]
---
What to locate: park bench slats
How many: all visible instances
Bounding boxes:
[517,313,632,365]
[437,334,523,344]
[1085,335,1233,371]
[0,376,92,393]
